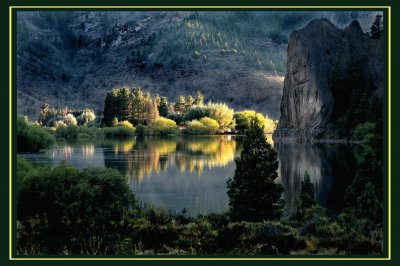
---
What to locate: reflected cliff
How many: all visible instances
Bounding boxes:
[277,143,358,215]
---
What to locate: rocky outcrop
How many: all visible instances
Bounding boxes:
[274,19,383,142]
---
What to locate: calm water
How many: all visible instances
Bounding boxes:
[18,135,359,216]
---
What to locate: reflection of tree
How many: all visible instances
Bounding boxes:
[103,136,241,183]
[81,144,95,157]
[277,143,356,215]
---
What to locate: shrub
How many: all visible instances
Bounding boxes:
[184,120,207,135]
[17,161,136,254]
[166,113,184,125]
[115,120,135,130]
[17,116,55,152]
[199,117,219,133]
[184,117,219,135]
[147,117,178,135]
[103,126,135,138]
[207,103,235,130]
[184,106,210,121]
[76,109,96,125]
[64,113,78,126]
[234,110,278,133]
[55,125,103,140]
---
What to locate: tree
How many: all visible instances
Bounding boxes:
[207,103,235,130]
[116,87,132,122]
[370,14,383,39]
[193,91,204,106]
[102,88,132,126]
[158,97,169,117]
[77,109,96,125]
[226,119,284,222]
[184,106,210,121]
[174,96,186,114]
[186,96,194,111]
[295,171,316,219]
[154,94,161,107]
[102,91,117,126]
[131,87,145,125]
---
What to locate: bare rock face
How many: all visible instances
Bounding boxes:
[274,19,383,142]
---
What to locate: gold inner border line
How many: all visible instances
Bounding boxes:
[9,5,392,261]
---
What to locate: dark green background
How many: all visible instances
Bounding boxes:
[1,0,398,265]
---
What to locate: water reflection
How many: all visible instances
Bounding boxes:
[277,143,357,215]
[18,136,358,216]
[103,136,241,183]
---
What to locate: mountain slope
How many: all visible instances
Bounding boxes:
[17,11,380,119]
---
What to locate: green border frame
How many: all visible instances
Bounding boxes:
[1,0,398,265]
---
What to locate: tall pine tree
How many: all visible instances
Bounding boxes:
[227,119,284,222]
[159,97,169,117]
[370,14,383,39]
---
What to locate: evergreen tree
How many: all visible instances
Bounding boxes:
[159,97,169,117]
[38,103,51,125]
[174,96,186,114]
[102,88,132,126]
[370,14,383,39]
[131,87,144,125]
[102,91,117,126]
[194,91,204,106]
[227,119,284,222]
[186,95,194,111]
[116,87,132,122]
[295,171,316,220]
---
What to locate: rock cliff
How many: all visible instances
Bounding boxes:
[274,19,383,142]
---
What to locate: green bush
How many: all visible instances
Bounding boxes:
[184,120,207,135]
[234,110,277,133]
[55,125,103,140]
[166,113,184,125]
[17,116,55,152]
[207,103,235,130]
[116,120,135,130]
[147,117,178,135]
[17,162,136,254]
[184,106,210,121]
[184,117,219,135]
[103,126,135,138]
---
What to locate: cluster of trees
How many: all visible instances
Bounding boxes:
[38,104,97,127]
[102,87,277,135]
[102,87,205,127]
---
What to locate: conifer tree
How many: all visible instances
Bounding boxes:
[370,14,383,39]
[194,91,204,106]
[174,96,186,114]
[159,97,169,117]
[295,171,316,219]
[227,119,284,222]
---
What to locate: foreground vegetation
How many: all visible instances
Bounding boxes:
[16,121,383,255]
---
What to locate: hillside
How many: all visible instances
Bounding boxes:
[17,11,379,119]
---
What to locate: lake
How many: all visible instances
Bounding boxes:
[18,135,360,216]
